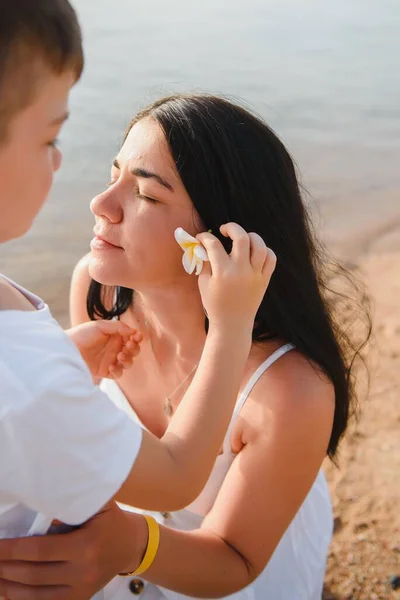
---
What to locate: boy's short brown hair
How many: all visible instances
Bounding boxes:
[0,0,84,140]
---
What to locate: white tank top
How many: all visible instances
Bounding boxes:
[100,344,333,600]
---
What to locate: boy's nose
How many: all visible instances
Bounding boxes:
[52,147,62,172]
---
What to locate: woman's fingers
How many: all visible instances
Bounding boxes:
[0,579,70,599]
[0,532,78,563]
[0,560,73,587]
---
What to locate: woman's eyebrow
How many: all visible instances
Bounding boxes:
[112,158,173,192]
[132,167,174,192]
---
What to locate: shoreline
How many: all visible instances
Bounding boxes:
[1,187,399,326]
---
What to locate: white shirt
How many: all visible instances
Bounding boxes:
[101,344,333,600]
[0,276,143,539]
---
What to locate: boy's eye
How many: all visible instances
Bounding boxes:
[47,139,59,148]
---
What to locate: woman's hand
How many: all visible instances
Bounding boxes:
[67,321,143,379]
[197,223,276,331]
[0,504,147,600]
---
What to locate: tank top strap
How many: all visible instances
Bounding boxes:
[222,343,295,454]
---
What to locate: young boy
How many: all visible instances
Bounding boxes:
[0,0,275,570]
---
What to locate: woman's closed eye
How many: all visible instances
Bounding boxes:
[135,188,159,204]
[105,180,159,204]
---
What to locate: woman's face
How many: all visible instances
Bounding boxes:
[89,118,202,289]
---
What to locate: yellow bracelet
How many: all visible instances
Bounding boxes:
[119,515,160,577]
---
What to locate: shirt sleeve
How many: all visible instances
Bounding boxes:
[0,336,143,526]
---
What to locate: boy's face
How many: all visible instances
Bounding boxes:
[0,69,74,243]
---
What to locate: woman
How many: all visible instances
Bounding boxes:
[0,95,368,600]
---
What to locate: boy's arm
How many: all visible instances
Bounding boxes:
[0,324,249,522]
[118,323,252,510]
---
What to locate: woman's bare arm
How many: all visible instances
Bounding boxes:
[126,354,335,596]
[0,356,334,600]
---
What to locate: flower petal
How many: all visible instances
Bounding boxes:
[182,248,196,274]
[194,244,209,261]
[195,259,204,275]
[174,227,198,249]
[189,253,198,275]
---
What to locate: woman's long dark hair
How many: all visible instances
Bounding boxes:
[88,94,370,460]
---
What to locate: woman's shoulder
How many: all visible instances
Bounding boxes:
[233,345,335,452]
[70,253,93,325]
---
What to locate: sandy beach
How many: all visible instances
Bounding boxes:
[323,225,400,599]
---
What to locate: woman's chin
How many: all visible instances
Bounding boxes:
[88,254,121,286]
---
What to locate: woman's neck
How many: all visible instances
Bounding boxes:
[134,282,207,368]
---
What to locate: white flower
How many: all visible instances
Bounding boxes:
[174,227,209,275]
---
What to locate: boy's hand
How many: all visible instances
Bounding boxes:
[67,321,143,379]
[196,223,276,331]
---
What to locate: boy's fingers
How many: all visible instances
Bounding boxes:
[196,232,229,273]
[129,332,143,345]
[109,363,123,379]
[262,248,277,280]
[117,350,135,366]
[96,320,136,337]
[220,223,250,263]
[198,260,211,279]
[248,232,268,270]
[124,340,137,351]
[132,331,143,342]
[124,340,141,355]
[117,356,133,370]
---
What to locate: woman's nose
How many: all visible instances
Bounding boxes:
[90,187,122,223]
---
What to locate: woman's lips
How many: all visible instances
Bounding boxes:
[90,236,123,251]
